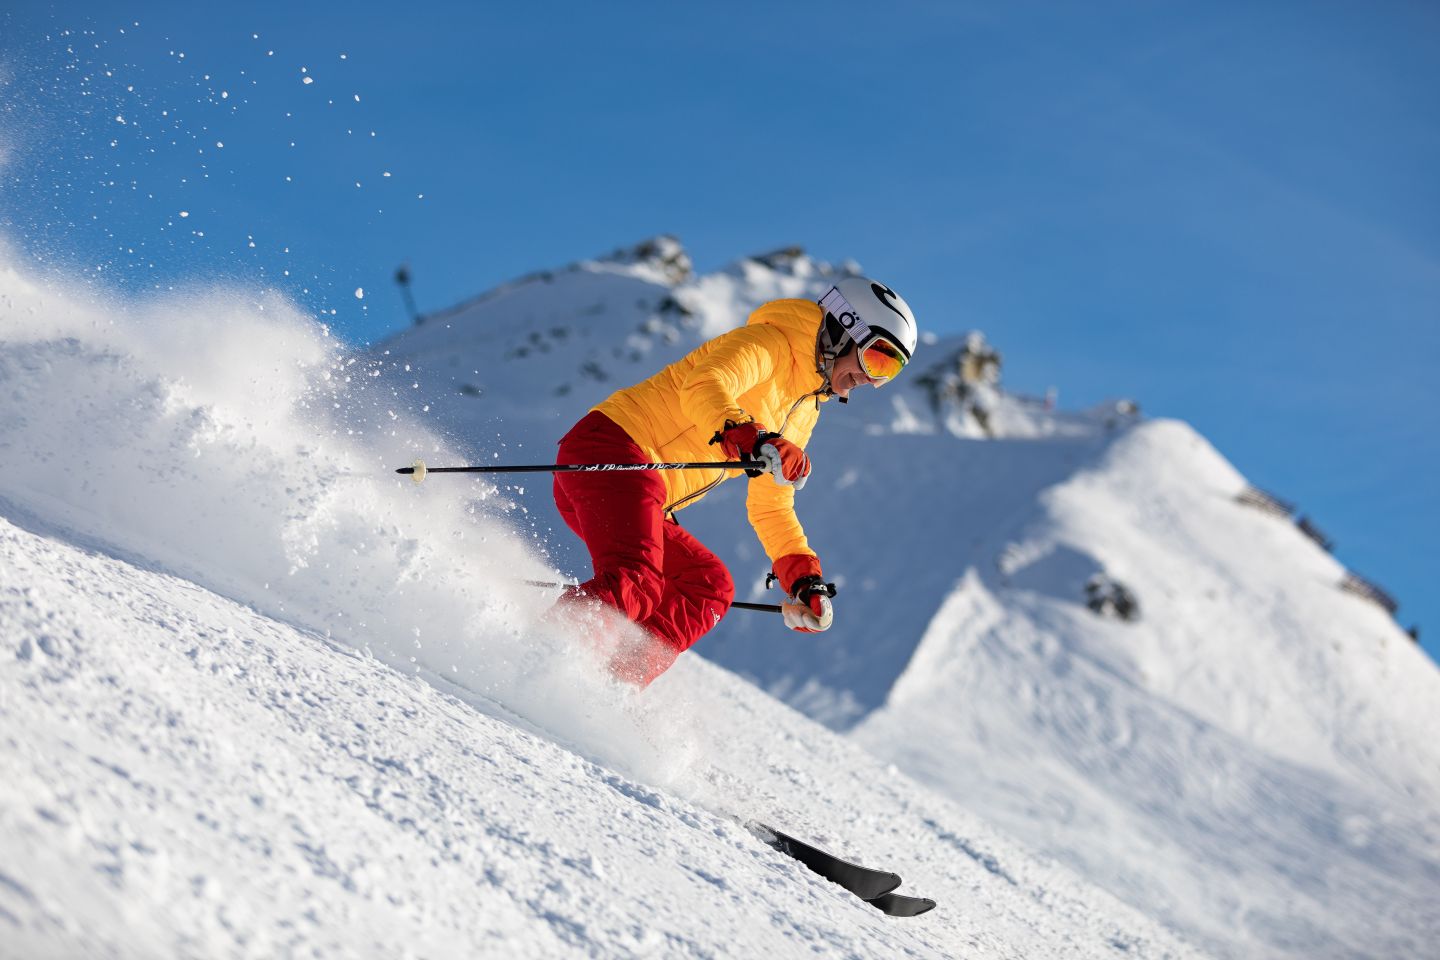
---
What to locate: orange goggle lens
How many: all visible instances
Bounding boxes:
[859,336,908,383]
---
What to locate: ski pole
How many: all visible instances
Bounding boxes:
[397,458,759,483]
[524,579,782,614]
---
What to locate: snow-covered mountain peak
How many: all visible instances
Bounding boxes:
[373,236,870,428]
[856,415,1440,957]
[375,240,1072,447]
[590,233,694,284]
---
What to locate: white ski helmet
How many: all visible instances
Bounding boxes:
[816,277,918,381]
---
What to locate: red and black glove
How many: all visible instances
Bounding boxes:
[713,420,811,489]
[772,553,835,633]
[715,420,768,466]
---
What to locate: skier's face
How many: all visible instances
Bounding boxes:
[830,346,880,399]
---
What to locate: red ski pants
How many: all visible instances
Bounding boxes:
[553,411,734,684]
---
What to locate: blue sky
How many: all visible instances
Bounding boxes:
[3,0,1437,657]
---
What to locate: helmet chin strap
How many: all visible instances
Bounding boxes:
[814,331,848,404]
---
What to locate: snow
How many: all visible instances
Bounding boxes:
[840,425,1440,957]
[0,514,1200,957]
[2,236,1438,958]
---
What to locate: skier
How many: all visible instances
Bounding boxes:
[551,277,919,685]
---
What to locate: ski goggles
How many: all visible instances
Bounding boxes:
[857,335,908,384]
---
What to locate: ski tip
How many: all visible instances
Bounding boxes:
[867,892,937,918]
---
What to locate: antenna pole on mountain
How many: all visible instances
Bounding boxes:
[395,263,421,325]
[396,459,760,483]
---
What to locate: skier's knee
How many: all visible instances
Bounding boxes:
[617,567,665,622]
[711,564,735,611]
[690,554,734,611]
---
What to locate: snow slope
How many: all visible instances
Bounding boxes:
[0,250,1200,957]
[853,419,1440,958]
[1,511,1201,959]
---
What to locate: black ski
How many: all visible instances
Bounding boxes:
[868,891,937,917]
[753,822,901,901]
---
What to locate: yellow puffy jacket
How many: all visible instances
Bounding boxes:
[593,298,831,563]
